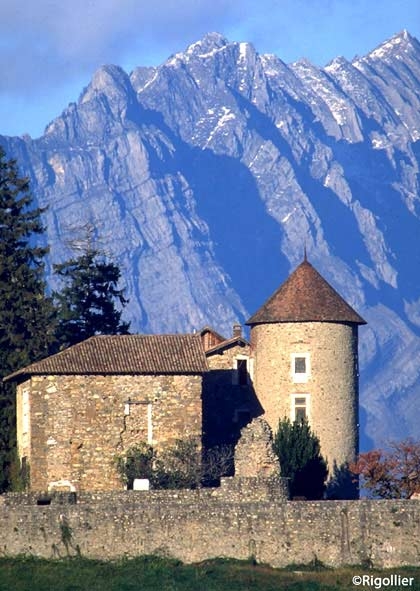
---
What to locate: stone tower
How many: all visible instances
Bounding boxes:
[246,259,366,485]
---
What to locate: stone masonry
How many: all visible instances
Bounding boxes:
[17,373,202,492]
[202,341,262,450]
[250,321,359,475]
[1,492,420,568]
[234,417,279,478]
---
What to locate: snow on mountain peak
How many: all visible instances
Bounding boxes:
[186,32,228,55]
[355,29,417,64]
[165,33,229,66]
[324,56,351,74]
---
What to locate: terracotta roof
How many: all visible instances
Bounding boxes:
[5,334,208,381]
[246,260,366,326]
[199,326,226,341]
[205,336,250,355]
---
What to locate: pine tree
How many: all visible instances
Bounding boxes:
[0,146,55,491]
[53,247,130,349]
[273,417,328,499]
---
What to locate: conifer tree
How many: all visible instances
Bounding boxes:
[273,417,328,499]
[53,246,130,349]
[0,147,55,491]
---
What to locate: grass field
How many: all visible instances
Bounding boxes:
[0,556,419,591]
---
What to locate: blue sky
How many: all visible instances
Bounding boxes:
[1,0,419,138]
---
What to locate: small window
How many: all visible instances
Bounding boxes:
[291,394,310,423]
[294,357,306,374]
[37,496,52,506]
[237,359,248,386]
[147,403,153,445]
[124,400,153,445]
[22,389,30,434]
[233,356,249,385]
[291,353,310,383]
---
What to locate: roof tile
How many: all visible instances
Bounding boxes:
[5,334,208,381]
[246,260,366,326]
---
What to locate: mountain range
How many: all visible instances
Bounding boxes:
[1,30,420,450]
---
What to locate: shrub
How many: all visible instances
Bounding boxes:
[116,442,155,489]
[116,438,202,489]
[117,439,236,489]
[273,417,328,499]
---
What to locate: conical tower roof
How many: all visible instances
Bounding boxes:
[246,260,366,326]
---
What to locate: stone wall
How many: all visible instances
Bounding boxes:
[17,373,202,492]
[251,322,359,480]
[1,491,420,568]
[234,418,279,478]
[206,342,251,372]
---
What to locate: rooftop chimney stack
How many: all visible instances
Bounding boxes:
[233,323,242,338]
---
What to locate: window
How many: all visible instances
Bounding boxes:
[291,393,310,423]
[124,400,153,444]
[233,356,249,385]
[295,357,306,374]
[291,353,310,383]
[147,403,153,445]
[22,389,29,434]
[237,359,248,386]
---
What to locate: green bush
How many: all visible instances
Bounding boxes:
[117,439,235,490]
[116,438,202,489]
[273,417,328,499]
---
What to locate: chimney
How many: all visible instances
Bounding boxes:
[233,323,242,338]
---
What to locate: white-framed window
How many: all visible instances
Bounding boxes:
[22,388,30,435]
[124,399,153,444]
[147,403,153,445]
[291,353,310,383]
[19,387,30,452]
[290,393,310,423]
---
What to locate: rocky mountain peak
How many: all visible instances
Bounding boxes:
[188,31,229,53]
[129,67,157,93]
[354,29,420,65]
[324,55,351,73]
[163,32,229,68]
[80,64,133,105]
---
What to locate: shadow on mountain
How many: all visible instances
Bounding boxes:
[231,93,375,276]
[240,89,420,334]
[185,148,289,314]
[333,138,420,329]
[130,105,289,317]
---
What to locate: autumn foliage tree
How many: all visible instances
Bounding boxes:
[350,439,420,499]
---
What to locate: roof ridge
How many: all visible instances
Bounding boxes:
[205,335,250,355]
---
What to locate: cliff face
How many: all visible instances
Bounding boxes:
[2,30,420,448]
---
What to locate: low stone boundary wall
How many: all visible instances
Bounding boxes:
[1,488,420,568]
